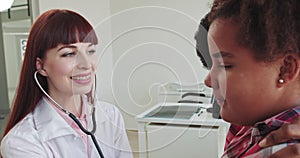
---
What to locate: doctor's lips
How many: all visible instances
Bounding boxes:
[70,73,92,84]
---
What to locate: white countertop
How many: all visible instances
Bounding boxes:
[136,102,229,127]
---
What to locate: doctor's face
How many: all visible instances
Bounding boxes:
[204,18,281,126]
[39,42,97,98]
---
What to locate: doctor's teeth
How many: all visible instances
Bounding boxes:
[72,76,90,80]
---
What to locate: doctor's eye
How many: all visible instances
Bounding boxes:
[87,49,96,54]
[61,51,76,57]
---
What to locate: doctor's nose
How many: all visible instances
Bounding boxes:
[77,53,92,69]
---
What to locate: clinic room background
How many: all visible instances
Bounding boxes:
[0,0,226,158]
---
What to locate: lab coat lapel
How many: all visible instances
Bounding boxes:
[33,97,76,141]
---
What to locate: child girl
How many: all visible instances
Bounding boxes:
[198,0,300,157]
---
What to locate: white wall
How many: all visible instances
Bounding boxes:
[33,0,212,130]
[3,29,29,105]
[2,11,31,106]
[109,0,212,129]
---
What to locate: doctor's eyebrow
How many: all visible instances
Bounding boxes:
[212,51,234,59]
[57,43,94,51]
[58,45,77,51]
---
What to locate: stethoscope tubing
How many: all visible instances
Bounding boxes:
[68,113,104,158]
[34,71,105,158]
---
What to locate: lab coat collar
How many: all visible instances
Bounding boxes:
[33,97,76,141]
[32,97,108,142]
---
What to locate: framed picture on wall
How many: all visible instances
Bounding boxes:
[20,38,27,61]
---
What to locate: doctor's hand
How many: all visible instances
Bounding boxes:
[259,117,300,158]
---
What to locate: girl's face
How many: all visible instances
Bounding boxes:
[38,42,97,99]
[205,19,283,126]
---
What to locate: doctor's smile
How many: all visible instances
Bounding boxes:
[71,73,92,85]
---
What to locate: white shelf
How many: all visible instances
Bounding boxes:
[136,102,230,158]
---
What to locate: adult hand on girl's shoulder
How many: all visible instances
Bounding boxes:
[265,144,300,158]
[259,117,300,157]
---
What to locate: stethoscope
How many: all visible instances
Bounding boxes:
[34,71,105,158]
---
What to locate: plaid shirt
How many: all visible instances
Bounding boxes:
[222,106,300,158]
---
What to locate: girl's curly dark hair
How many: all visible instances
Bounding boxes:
[207,0,300,62]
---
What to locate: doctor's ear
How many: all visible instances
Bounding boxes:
[36,58,48,76]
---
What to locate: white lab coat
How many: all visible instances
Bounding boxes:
[1,97,133,158]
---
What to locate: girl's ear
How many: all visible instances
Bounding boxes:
[278,54,300,86]
[36,57,48,76]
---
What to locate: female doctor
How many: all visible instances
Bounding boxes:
[0,9,133,158]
